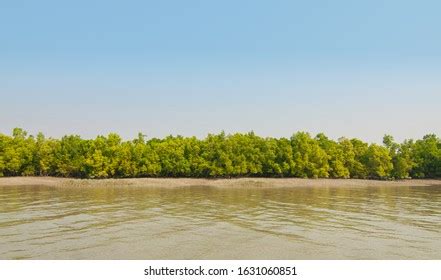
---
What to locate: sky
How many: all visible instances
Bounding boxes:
[1,0,440,143]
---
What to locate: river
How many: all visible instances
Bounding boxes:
[1,184,440,259]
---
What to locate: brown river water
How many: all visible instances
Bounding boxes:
[0,184,440,259]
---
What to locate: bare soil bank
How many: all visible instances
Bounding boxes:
[0,177,440,188]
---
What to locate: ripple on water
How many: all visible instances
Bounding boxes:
[0,185,441,259]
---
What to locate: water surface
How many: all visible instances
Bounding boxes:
[1,184,440,259]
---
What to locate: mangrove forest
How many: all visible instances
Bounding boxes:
[0,128,440,179]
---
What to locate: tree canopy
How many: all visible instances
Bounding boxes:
[0,129,440,179]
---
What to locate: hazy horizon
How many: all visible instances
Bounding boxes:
[1,0,440,143]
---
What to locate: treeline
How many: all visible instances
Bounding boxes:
[0,128,440,179]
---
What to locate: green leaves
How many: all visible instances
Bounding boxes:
[291,132,329,178]
[0,128,440,179]
[363,144,393,179]
[411,134,441,178]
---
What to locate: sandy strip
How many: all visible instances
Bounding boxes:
[0,176,440,188]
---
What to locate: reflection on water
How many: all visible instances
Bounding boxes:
[1,184,441,259]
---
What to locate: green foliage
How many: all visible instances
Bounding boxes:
[316,134,350,178]
[0,128,439,179]
[383,135,414,179]
[53,135,89,177]
[411,134,441,178]
[363,144,393,179]
[291,132,329,178]
[346,138,369,179]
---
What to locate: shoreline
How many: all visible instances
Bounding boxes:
[0,176,440,188]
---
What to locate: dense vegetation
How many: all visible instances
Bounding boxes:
[0,128,440,179]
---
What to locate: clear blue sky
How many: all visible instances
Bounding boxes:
[1,0,440,142]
